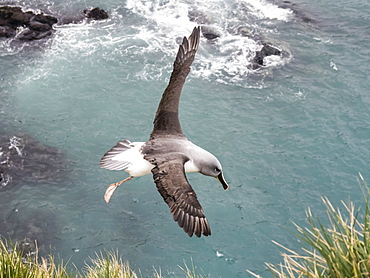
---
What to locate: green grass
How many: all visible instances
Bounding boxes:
[83,251,139,278]
[0,237,71,278]
[248,172,370,278]
[0,237,205,278]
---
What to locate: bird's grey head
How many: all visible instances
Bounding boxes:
[200,153,229,190]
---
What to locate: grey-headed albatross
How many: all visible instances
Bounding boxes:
[100,26,229,237]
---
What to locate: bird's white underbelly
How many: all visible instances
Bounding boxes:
[126,159,153,177]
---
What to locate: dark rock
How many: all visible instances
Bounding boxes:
[0,5,109,42]
[251,43,283,69]
[0,6,57,41]
[0,134,66,190]
[84,7,108,20]
[261,43,282,56]
[0,6,32,27]
[201,26,221,40]
[17,29,52,41]
[0,25,15,37]
[203,32,219,40]
[31,13,57,26]
[58,7,109,25]
[0,168,7,186]
[28,21,52,32]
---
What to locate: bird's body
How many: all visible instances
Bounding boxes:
[100,138,214,177]
[100,27,228,237]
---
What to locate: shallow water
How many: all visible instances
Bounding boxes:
[1,0,370,276]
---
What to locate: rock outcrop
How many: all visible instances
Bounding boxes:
[84,7,108,20]
[0,6,109,41]
[251,43,283,69]
[0,6,57,40]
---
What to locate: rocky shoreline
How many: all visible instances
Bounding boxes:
[0,4,296,68]
[0,5,108,41]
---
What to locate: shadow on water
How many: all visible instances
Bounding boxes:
[0,133,66,189]
[0,131,68,256]
[0,201,61,256]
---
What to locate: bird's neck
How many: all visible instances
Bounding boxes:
[184,159,200,173]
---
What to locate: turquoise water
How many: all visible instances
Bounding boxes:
[1,0,370,276]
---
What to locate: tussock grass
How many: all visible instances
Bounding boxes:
[0,237,71,277]
[0,237,204,278]
[83,251,138,278]
[178,258,208,278]
[248,172,370,278]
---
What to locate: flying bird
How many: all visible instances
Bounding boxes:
[100,26,229,237]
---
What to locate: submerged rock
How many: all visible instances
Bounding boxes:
[201,25,222,40]
[1,206,60,256]
[188,9,213,25]
[237,26,255,38]
[0,134,66,190]
[188,10,221,40]
[276,0,316,24]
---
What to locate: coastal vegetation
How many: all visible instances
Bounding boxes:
[249,173,370,277]
[1,173,369,277]
[0,237,204,277]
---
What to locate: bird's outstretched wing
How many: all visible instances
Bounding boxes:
[150,26,201,139]
[147,153,211,237]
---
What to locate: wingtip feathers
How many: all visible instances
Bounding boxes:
[171,201,211,237]
[174,26,200,67]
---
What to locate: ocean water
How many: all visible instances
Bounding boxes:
[1,0,370,276]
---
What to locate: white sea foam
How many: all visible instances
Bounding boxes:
[240,0,293,21]
[216,250,224,257]
[16,0,292,88]
[9,136,23,156]
[330,59,338,71]
[124,0,292,85]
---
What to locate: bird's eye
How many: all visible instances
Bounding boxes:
[215,167,220,173]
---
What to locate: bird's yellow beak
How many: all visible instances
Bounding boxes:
[217,172,229,190]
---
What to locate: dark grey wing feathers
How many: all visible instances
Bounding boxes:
[174,30,200,68]
[145,27,210,237]
[150,26,201,139]
[149,154,211,237]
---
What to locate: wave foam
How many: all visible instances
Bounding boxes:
[240,0,293,21]
[15,0,293,88]
[125,0,292,86]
